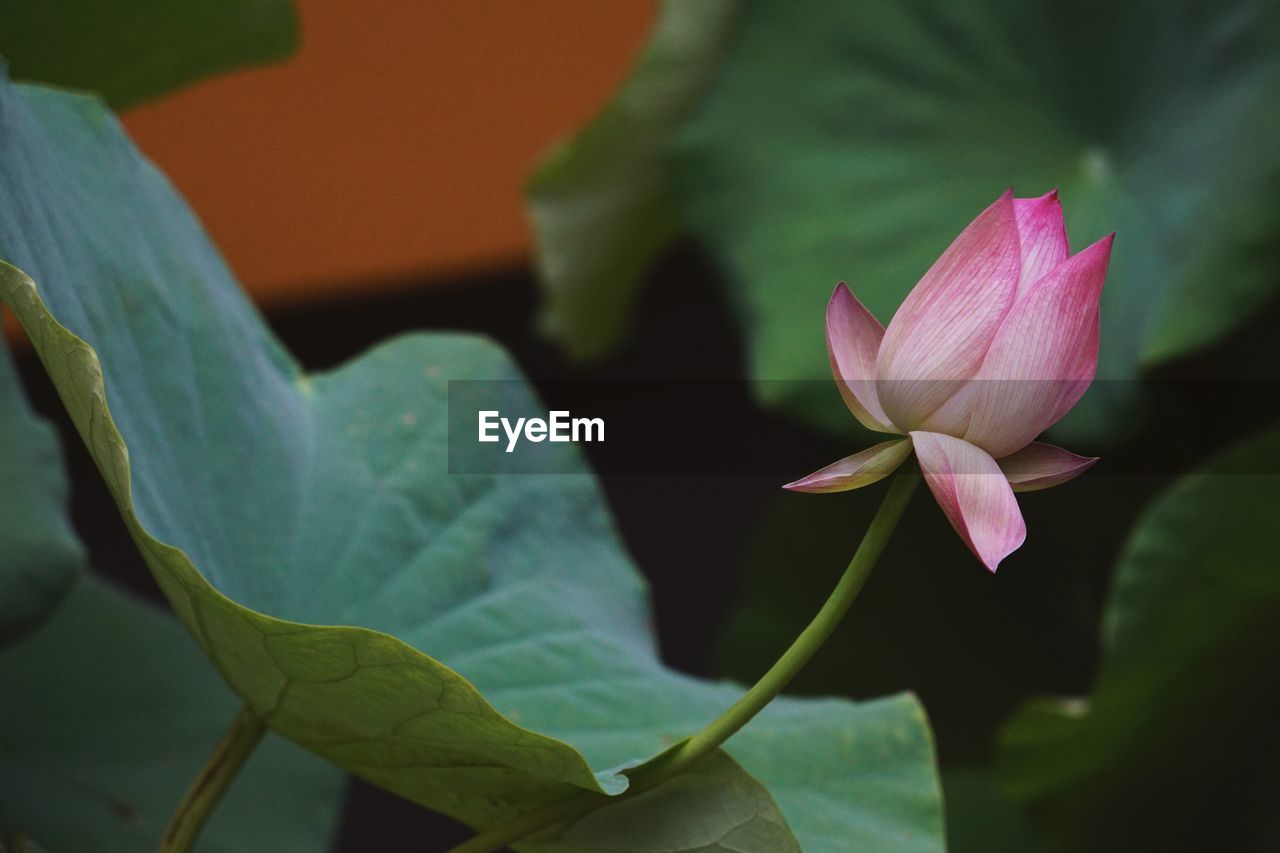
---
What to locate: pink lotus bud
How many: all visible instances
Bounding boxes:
[785,190,1112,571]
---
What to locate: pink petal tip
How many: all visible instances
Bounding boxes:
[999,442,1098,492]
[911,431,1027,572]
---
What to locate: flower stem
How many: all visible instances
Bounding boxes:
[450,470,920,853]
[161,704,267,853]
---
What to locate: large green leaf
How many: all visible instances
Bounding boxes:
[997,427,1280,851]
[527,0,738,359]
[1,236,341,847]
[533,0,1280,436]
[2,262,341,849]
[0,345,83,646]
[0,574,345,852]
[0,78,943,849]
[0,0,298,108]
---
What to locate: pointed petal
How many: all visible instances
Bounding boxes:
[1014,191,1069,299]
[962,234,1114,458]
[877,191,1021,430]
[783,439,913,493]
[999,442,1098,492]
[911,431,1026,572]
[827,283,897,433]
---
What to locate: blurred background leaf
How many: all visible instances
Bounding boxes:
[941,769,1044,853]
[0,346,83,647]
[528,0,736,359]
[0,0,298,108]
[530,0,1280,441]
[0,575,346,852]
[997,425,1280,852]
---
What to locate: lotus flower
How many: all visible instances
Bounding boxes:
[785,190,1113,571]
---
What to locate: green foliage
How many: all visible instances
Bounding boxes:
[531,752,799,853]
[531,0,1280,438]
[941,770,1043,853]
[0,0,298,108]
[1,197,342,849]
[0,76,943,850]
[0,576,346,852]
[528,0,737,359]
[0,348,83,646]
[998,426,1280,851]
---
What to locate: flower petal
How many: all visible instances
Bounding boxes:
[1014,190,1069,299]
[962,233,1114,458]
[999,442,1098,492]
[827,282,897,433]
[877,191,1021,430]
[783,438,913,493]
[910,431,1026,572]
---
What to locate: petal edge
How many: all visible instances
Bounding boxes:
[910,431,1026,572]
[877,190,1022,430]
[827,282,897,433]
[962,233,1114,458]
[999,442,1098,492]
[1013,191,1069,299]
[783,438,913,493]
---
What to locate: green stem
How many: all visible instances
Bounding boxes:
[160,705,267,853]
[450,470,920,853]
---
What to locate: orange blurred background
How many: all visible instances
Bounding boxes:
[122,1,653,307]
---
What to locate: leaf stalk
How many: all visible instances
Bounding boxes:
[161,704,267,853]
